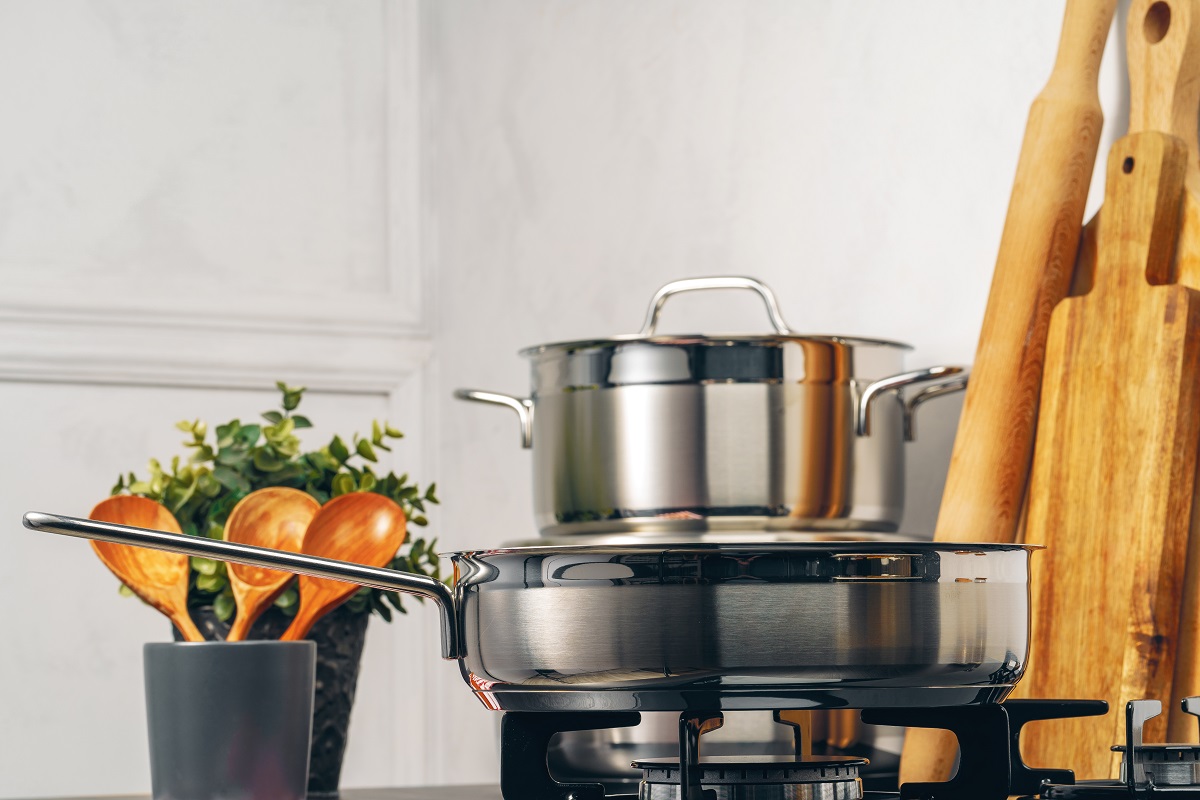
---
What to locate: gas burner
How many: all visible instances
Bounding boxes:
[1034,698,1200,799]
[633,754,868,800]
[498,700,1200,800]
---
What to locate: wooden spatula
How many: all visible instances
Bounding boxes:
[900,0,1117,782]
[1017,130,1198,779]
[89,496,204,642]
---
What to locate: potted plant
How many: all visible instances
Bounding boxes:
[107,382,442,796]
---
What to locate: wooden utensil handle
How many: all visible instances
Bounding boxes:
[1094,132,1189,288]
[172,610,205,643]
[1129,0,1200,191]
[1052,0,1123,87]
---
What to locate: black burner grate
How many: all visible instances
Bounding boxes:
[496,700,1136,800]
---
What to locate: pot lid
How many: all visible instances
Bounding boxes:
[518,277,912,356]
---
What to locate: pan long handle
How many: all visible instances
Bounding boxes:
[22,511,462,660]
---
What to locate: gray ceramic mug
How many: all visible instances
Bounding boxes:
[144,641,316,800]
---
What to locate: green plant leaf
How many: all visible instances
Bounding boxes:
[384,591,407,613]
[355,439,378,462]
[331,473,356,497]
[291,415,312,429]
[274,586,299,609]
[236,424,261,446]
[262,411,284,424]
[281,385,305,411]
[190,557,219,576]
[213,591,235,621]
[371,593,393,622]
[216,420,239,449]
[329,436,351,464]
[118,583,134,598]
[215,447,248,467]
[195,572,225,592]
[212,465,251,493]
[253,449,286,472]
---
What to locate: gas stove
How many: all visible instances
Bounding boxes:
[483,698,1200,800]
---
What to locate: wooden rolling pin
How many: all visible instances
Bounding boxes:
[1019,130,1197,779]
[900,0,1116,782]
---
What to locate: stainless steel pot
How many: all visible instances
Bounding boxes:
[456,276,968,537]
[24,512,1034,712]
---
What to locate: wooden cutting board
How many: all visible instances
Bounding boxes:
[1016,130,1199,779]
[1064,0,1200,745]
[899,0,1116,782]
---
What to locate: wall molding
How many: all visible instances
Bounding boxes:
[0,1,440,790]
[0,314,432,393]
[0,0,424,340]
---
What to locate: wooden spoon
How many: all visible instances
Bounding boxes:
[280,492,407,641]
[224,487,320,642]
[89,496,204,642]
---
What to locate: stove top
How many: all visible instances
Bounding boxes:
[59,790,504,800]
[492,697,1200,800]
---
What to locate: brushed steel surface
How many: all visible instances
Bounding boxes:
[527,341,921,537]
[22,514,1033,712]
[636,754,864,800]
[457,277,967,536]
[640,782,860,800]
[638,277,795,337]
[454,543,1032,709]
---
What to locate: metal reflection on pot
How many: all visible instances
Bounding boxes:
[456,276,968,537]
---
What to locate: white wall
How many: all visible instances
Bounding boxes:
[425,0,1127,779]
[0,1,444,796]
[1,0,1130,796]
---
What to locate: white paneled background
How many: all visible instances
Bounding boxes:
[1,1,1129,797]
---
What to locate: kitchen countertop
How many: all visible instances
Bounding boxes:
[56,788,503,800]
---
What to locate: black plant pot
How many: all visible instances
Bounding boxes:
[175,603,370,797]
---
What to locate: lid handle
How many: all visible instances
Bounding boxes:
[638,276,793,335]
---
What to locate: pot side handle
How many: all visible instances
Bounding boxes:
[454,389,534,449]
[856,366,968,440]
[21,511,463,660]
[639,276,793,335]
[903,375,969,441]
